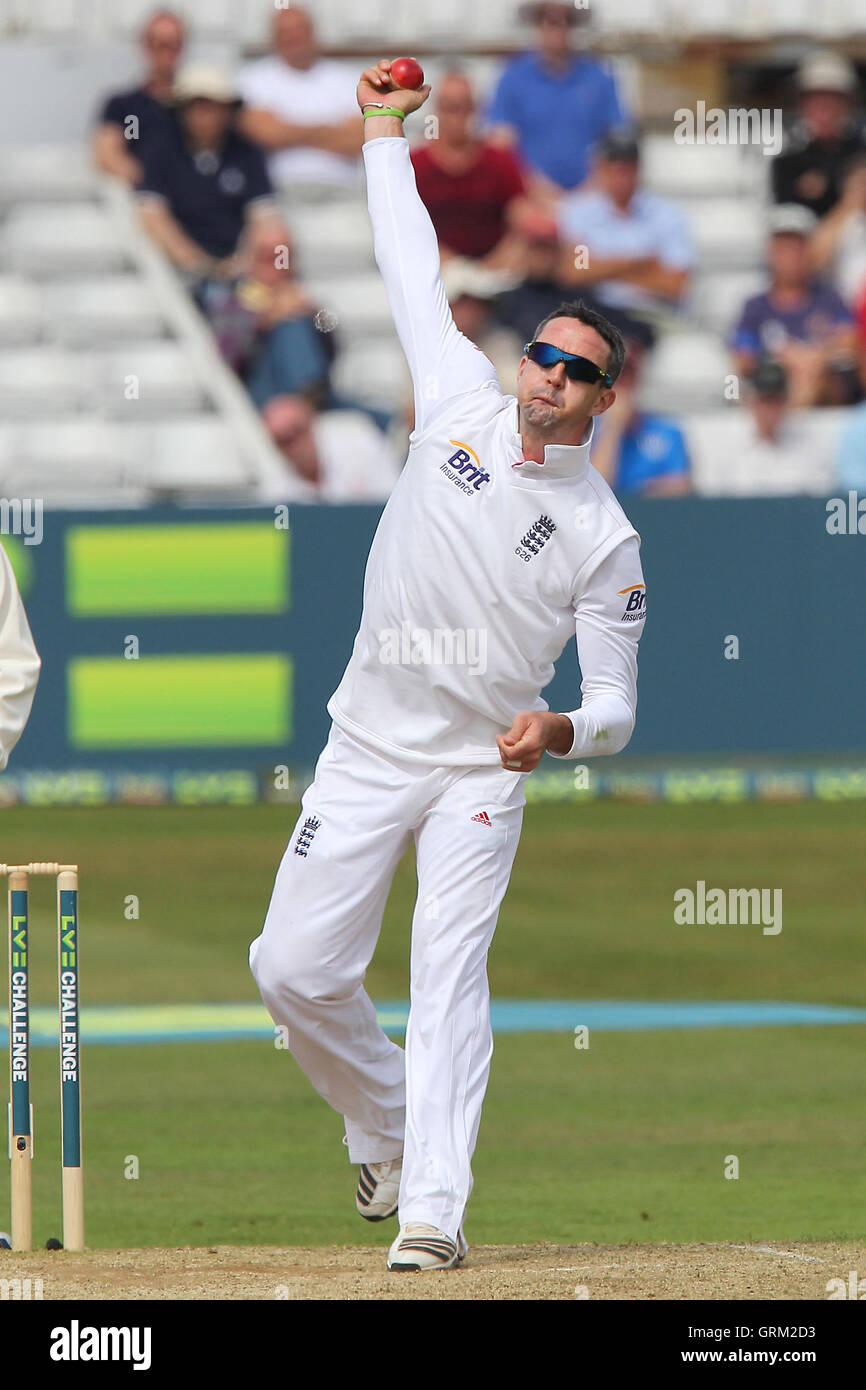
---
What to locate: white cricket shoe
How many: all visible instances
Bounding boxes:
[355,1158,402,1221]
[387,1222,468,1271]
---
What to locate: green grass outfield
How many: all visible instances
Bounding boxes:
[0,800,863,1249]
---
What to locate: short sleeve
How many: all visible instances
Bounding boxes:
[99,93,126,126]
[137,140,171,201]
[730,297,762,355]
[241,143,274,204]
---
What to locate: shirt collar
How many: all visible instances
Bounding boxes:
[507,400,595,480]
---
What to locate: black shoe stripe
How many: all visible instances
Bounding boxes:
[357,1176,375,1200]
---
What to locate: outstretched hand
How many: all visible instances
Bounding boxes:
[357,59,432,115]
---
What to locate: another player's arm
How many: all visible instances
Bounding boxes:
[358,60,500,433]
[497,537,644,771]
[0,545,41,771]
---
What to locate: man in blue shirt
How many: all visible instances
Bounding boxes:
[591,334,692,496]
[486,1,627,192]
[557,129,695,315]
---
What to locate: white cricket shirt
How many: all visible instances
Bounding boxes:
[328,137,646,767]
[0,542,41,770]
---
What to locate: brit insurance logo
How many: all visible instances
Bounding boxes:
[516,513,556,563]
[619,583,646,622]
[440,441,491,496]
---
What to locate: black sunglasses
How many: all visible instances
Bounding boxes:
[524,339,613,387]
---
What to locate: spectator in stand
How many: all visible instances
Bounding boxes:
[590,333,691,497]
[259,396,402,503]
[835,399,866,491]
[811,153,866,308]
[137,65,277,282]
[772,50,866,220]
[493,222,648,349]
[699,360,834,496]
[557,128,694,319]
[731,204,859,407]
[238,6,362,191]
[92,9,185,185]
[411,72,528,270]
[223,219,333,405]
[486,1,627,194]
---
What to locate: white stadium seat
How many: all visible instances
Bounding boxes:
[143,419,251,493]
[306,272,394,339]
[689,270,769,335]
[287,203,374,277]
[683,198,767,269]
[332,339,408,412]
[52,278,169,343]
[91,345,208,416]
[641,138,767,200]
[0,146,96,204]
[11,419,145,473]
[3,204,127,276]
[0,350,94,415]
[639,331,733,413]
[0,277,45,345]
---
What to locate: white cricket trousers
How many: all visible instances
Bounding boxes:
[249,722,526,1240]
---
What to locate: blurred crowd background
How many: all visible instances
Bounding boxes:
[1,0,865,505]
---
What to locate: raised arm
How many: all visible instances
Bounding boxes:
[358,60,500,434]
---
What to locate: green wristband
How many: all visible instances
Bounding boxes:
[362,106,406,120]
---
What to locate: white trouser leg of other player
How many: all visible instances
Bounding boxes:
[249,723,525,1240]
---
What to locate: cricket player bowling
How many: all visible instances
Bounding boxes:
[250,61,647,1271]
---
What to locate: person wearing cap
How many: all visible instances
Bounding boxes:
[698,359,834,497]
[772,50,866,220]
[238,5,362,191]
[0,542,40,773]
[137,64,278,280]
[731,204,859,408]
[590,336,691,497]
[92,8,185,185]
[557,128,694,318]
[486,1,628,193]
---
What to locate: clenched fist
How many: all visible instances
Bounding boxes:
[496,711,574,772]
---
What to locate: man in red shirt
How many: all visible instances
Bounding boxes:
[410,72,528,268]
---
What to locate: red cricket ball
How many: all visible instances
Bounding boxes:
[390,56,425,91]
